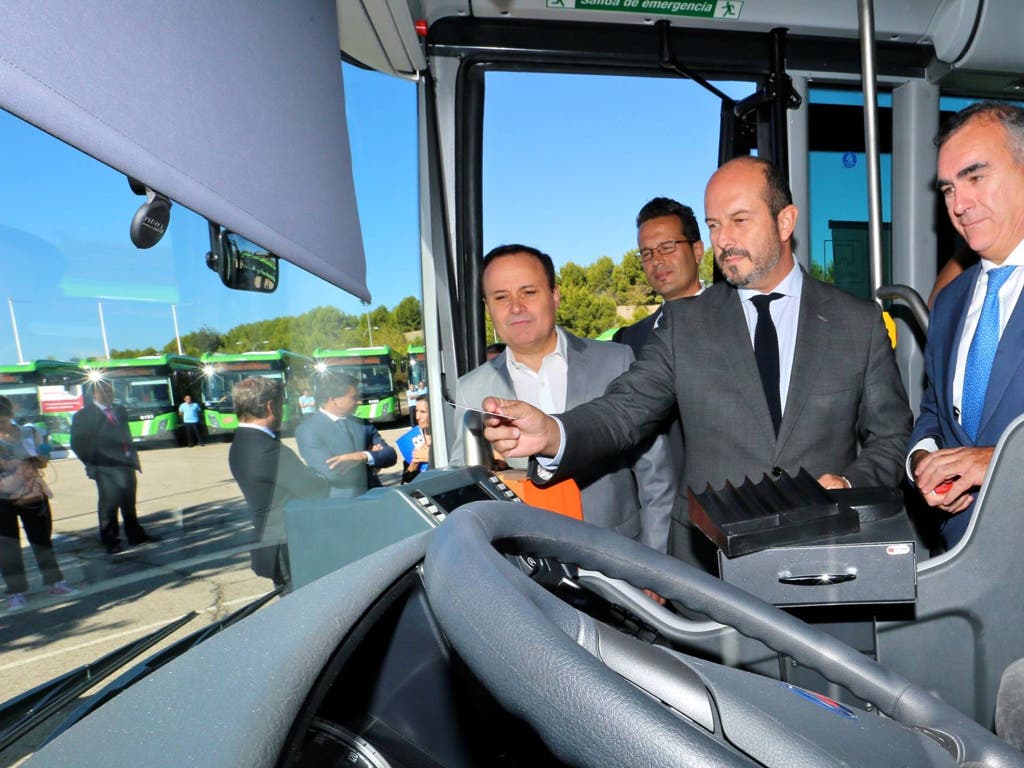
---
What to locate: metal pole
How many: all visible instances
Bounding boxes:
[366,311,374,347]
[858,0,885,307]
[98,302,110,359]
[8,297,24,364]
[171,304,183,354]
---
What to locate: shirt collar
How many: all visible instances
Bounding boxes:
[237,422,276,438]
[318,407,346,423]
[982,239,1024,271]
[505,327,567,371]
[736,260,803,303]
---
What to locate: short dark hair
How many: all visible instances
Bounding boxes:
[481,244,556,291]
[233,376,282,421]
[742,156,793,218]
[636,197,701,242]
[314,372,359,405]
[0,395,12,419]
[936,101,1024,161]
[485,342,506,355]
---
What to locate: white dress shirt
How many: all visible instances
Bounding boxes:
[505,327,569,414]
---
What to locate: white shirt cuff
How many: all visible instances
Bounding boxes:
[534,416,567,479]
[906,437,939,484]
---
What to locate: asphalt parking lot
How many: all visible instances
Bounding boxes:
[0,426,408,765]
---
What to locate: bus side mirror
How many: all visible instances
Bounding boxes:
[206,222,279,293]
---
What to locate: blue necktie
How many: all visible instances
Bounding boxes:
[961,265,1016,441]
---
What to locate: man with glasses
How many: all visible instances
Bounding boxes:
[480,158,912,570]
[613,197,706,356]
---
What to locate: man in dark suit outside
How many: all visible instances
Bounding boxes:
[228,376,328,588]
[481,156,912,568]
[71,379,152,555]
[296,372,397,498]
[909,102,1024,549]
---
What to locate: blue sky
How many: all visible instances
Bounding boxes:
[1,64,910,363]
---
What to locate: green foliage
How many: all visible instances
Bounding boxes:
[109,346,159,358]
[558,262,587,289]
[585,256,615,295]
[556,285,618,338]
[162,325,223,357]
[631,305,652,323]
[810,261,835,284]
[612,249,658,306]
[391,296,422,331]
[698,242,715,285]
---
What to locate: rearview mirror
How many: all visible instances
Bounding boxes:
[205,223,279,293]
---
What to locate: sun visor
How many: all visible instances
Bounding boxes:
[0,1,369,302]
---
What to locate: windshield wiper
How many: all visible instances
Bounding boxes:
[44,585,283,744]
[0,612,197,752]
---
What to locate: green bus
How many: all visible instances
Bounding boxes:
[200,350,312,436]
[313,345,400,424]
[0,360,84,450]
[79,355,203,445]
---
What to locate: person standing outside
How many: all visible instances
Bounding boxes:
[0,395,74,610]
[71,379,153,555]
[399,395,432,483]
[228,377,328,588]
[450,244,676,552]
[298,388,316,422]
[296,372,397,498]
[178,394,203,447]
[909,102,1024,549]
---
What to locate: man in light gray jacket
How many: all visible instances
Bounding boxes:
[449,244,675,552]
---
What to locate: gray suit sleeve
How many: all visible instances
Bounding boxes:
[630,431,675,552]
[844,311,914,487]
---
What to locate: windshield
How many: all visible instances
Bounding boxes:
[351,364,394,398]
[203,370,283,405]
[0,59,418,757]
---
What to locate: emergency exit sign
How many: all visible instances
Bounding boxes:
[546,0,744,19]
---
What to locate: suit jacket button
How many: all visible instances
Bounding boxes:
[770,466,783,478]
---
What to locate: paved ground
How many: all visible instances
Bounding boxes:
[0,426,408,766]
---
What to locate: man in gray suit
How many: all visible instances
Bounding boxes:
[450,244,675,552]
[296,372,397,498]
[480,157,913,568]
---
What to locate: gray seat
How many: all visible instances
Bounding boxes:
[877,412,1024,728]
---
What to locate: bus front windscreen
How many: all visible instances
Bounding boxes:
[353,364,393,397]
[0,384,38,421]
[204,370,284,407]
[114,377,174,409]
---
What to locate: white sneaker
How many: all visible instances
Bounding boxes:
[6,593,27,611]
[48,581,77,596]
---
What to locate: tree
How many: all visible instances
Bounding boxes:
[556,285,618,338]
[585,256,615,295]
[109,346,158,358]
[391,296,422,331]
[558,261,587,289]
[612,249,657,306]
[163,325,223,357]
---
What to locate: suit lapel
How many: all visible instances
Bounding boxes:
[944,267,979,446]
[718,287,777,444]
[777,279,829,452]
[564,331,590,410]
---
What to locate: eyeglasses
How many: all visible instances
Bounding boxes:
[639,239,694,262]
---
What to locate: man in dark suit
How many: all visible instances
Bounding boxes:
[295,372,396,498]
[909,102,1024,549]
[228,376,328,587]
[612,198,706,546]
[71,379,151,554]
[613,197,706,355]
[481,156,912,568]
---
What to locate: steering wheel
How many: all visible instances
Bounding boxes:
[422,502,1022,767]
